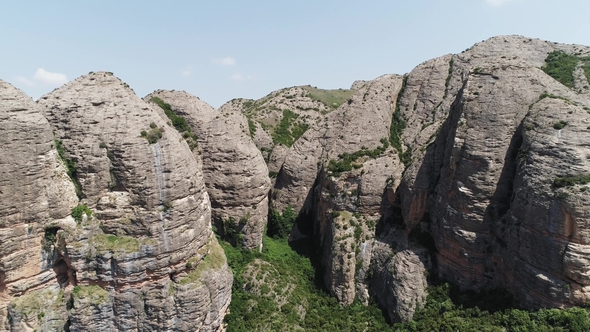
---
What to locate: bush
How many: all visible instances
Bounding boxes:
[149,96,198,149]
[149,97,191,133]
[145,127,162,144]
[542,51,579,88]
[247,118,257,137]
[554,174,590,188]
[553,120,568,130]
[71,204,92,224]
[389,75,411,167]
[268,206,297,239]
[326,139,389,177]
[271,109,308,147]
[54,139,81,197]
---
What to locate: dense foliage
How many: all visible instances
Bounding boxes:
[222,236,391,331]
[222,237,590,331]
[267,206,297,239]
[71,204,92,224]
[271,109,309,147]
[394,283,590,331]
[541,50,590,88]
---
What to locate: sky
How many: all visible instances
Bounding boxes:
[2,0,590,108]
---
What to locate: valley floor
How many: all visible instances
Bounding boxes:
[221,237,590,332]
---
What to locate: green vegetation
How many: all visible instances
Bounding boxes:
[445,57,454,91]
[221,234,590,331]
[88,233,141,254]
[582,58,590,83]
[149,96,199,150]
[553,120,568,130]
[9,289,64,321]
[390,75,412,167]
[268,206,297,239]
[222,236,391,331]
[72,285,110,305]
[247,117,257,137]
[542,51,584,88]
[327,138,389,177]
[71,204,92,224]
[55,138,81,197]
[140,126,163,144]
[180,240,226,285]
[539,92,573,104]
[271,109,309,147]
[149,97,190,132]
[393,283,590,331]
[42,227,59,251]
[302,86,355,111]
[554,174,590,188]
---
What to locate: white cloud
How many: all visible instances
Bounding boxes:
[15,76,34,86]
[181,66,193,77]
[230,73,244,81]
[213,57,236,66]
[33,68,68,85]
[485,0,515,6]
[230,73,256,81]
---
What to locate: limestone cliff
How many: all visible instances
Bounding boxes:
[222,86,356,172]
[2,72,233,332]
[0,80,78,331]
[145,90,271,251]
[270,35,590,322]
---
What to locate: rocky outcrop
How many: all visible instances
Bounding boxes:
[4,34,590,329]
[269,35,590,322]
[0,80,78,331]
[146,90,271,250]
[23,72,233,331]
[269,74,432,318]
[224,86,356,166]
[392,36,590,313]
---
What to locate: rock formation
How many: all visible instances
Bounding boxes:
[0,72,233,332]
[3,34,590,329]
[269,35,590,321]
[145,90,271,250]
[222,86,356,170]
[0,80,79,331]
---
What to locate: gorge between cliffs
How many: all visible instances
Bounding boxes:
[3,35,590,331]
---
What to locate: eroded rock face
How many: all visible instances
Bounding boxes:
[146,90,271,250]
[22,72,233,331]
[395,36,590,311]
[269,74,433,318]
[270,35,590,323]
[0,80,78,331]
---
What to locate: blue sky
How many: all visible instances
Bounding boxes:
[2,0,590,107]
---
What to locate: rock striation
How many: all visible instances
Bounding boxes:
[145,90,271,250]
[269,35,590,322]
[3,34,590,329]
[222,86,356,171]
[1,72,233,332]
[0,80,79,331]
